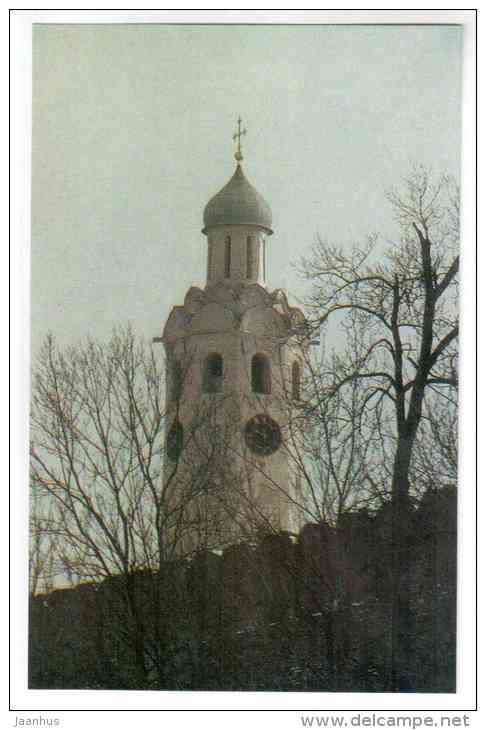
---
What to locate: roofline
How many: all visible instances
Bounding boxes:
[201,222,274,236]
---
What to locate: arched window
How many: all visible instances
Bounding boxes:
[171,359,183,400]
[246,235,253,279]
[203,353,223,393]
[292,361,301,400]
[262,238,266,281]
[207,237,213,281]
[224,235,231,278]
[251,353,271,395]
[166,419,183,462]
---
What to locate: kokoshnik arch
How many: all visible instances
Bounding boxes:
[155,120,309,551]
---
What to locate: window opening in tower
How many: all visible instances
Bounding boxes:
[292,361,301,400]
[246,235,253,279]
[224,236,231,278]
[207,237,213,281]
[251,353,271,395]
[171,359,183,401]
[203,353,224,393]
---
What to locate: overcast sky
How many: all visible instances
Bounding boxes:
[31,23,462,354]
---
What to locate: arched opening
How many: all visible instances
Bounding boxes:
[251,353,271,395]
[203,353,223,393]
[292,361,301,400]
[207,237,213,281]
[171,359,183,401]
[246,235,253,279]
[166,419,183,462]
[224,235,231,278]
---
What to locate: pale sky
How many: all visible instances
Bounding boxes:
[31,23,462,353]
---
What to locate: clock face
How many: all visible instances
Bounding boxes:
[166,420,183,461]
[244,414,282,456]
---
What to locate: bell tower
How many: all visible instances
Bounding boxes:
[157,121,307,553]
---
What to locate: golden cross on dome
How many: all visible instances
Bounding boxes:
[233,116,246,162]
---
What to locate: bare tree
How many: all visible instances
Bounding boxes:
[29,488,58,596]
[29,327,222,686]
[285,328,390,526]
[410,390,458,496]
[298,167,459,690]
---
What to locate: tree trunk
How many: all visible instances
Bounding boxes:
[389,434,415,691]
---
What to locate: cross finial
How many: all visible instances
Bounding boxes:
[233,116,246,163]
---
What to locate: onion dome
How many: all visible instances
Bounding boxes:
[202,163,273,235]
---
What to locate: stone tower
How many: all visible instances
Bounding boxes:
[157,122,307,553]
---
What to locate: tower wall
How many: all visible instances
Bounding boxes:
[158,158,308,556]
[162,281,307,554]
[207,225,268,286]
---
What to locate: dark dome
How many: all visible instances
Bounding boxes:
[203,164,273,234]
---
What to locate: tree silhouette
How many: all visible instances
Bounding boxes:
[299,167,459,690]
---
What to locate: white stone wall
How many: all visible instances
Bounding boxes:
[162,275,308,553]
